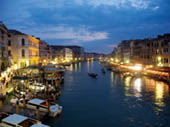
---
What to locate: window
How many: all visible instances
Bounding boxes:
[22,38,25,46]
[164,48,168,54]
[8,34,11,38]
[164,58,168,63]
[8,50,11,56]
[22,49,25,57]
[8,40,11,46]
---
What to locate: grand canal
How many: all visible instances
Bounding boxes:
[45,61,170,127]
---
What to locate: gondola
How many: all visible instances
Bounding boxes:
[88,73,98,78]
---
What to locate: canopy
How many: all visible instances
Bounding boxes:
[31,124,50,127]
[28,98,45,105]
[45,68,65,72]
[2,114,27,125]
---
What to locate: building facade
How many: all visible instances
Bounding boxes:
[112,34,170,67]
[9,30,39,69]
[0,21,9,72]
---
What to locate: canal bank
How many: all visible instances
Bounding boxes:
[44,61,170,127]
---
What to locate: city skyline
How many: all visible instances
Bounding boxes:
[1,0,170,53]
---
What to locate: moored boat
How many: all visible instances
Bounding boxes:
[10,98,62,117]
[0,114,50,127]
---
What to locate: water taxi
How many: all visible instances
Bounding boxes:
[10,98,62,117]
[0,114,50,127]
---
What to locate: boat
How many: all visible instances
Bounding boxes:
[101,68,106,74]
[10,98,62,117]
[0,114,50,127]
[0,112,10,123]
[88,73,98,78]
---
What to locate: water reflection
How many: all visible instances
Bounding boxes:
[133,78,142,98]
[144,78,169,107]
[46,61,170,127]
[87,61,90,72]
[69,64,73,72]
[110,72,114,84]
[122,75,170,107]
[79,62,81,72]
[124,76,132,97]
[75,63,77,72]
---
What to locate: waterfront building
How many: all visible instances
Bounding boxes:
[63,48,73,62]
[149,34,170,67]
[84,52,105,61]
[112,34,170,66]
[0,21,9,72]
[39,40,49,65]
[9,30,40,69]
[51,45,84,62]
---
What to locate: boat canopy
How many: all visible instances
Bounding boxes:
[2,114,27,125]
[31,124,50,127]
[28,98,45,105]
[45,68,65,72]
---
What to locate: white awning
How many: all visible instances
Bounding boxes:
[31,124,50,127]
[28,98,45,105]
[2,114,27,125]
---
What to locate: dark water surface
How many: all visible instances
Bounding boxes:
[44,61,170,127]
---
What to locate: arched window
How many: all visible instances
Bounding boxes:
[22,38,25,46]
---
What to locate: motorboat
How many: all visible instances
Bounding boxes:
[88,73,98,78]
[10,98,62,117]
[0,114,50,127]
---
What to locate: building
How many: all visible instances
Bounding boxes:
[0,21,9,72]
[51,45,84,62]
[149,34,170,67]
[60,48,73,62]
[9,30,40,68]
[39,40,49,65]
[112,33,170,67]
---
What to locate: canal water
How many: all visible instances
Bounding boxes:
[44,61,170,127]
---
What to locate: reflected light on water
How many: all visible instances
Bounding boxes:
[87,61,90,72]
[70,64,73,71]
[134,78,142,92]
[144,78,169,107]
[155,83,165,106]
[79,62,81,72]
[125,76,131,88]
[133,78,142,98]
[124,76,132,97]
[110,72,114,83]
[75,63,77,72]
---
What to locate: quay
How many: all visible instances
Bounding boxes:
[103,62,170,83]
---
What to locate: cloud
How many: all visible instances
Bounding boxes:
[152,6,160,11]
[74,0,155,9]
[24,25,108,42]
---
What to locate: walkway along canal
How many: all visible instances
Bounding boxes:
[44,61,170,127]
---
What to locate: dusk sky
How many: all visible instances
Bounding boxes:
[0,0,170,53]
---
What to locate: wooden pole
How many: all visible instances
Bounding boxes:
[5,92,8,104]
[23,95,26,107]
[16,100,19,114]
[46,99,50,116]
[36,106,40,120]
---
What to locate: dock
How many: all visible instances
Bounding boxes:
[0,105,48,121]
